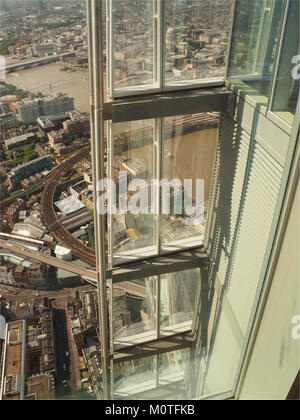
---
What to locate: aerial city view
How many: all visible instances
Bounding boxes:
[3,0,293,403]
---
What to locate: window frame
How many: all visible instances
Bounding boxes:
[107,0,233,99]
[108,249,209,352]
[105,88,231,267]
[267,0,300,129]
[226,0,299,132]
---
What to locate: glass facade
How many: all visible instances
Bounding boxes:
[107,0,234,97]
[161,113,218,250]
[108,113,219,265]
[109,119,157,264]
[164,0,233,87]
[109,0,157,93]
[111,267,201,349]
[112,291,247,400]
[272,0,300,125]
[159,269,198,335]
[113,277,157,348]
[228,0,285,105]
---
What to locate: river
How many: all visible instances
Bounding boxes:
[5,62,92,112]
[5,63,218,200]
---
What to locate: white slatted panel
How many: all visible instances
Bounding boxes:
[205,114,250,284]
[226,140,284,335]
[206,109,285,337]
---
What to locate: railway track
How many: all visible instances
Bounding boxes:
[40,146,96,267]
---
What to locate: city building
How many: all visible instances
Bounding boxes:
[33,42,56,57]
[0,315,56,400]
[62,114,90,137]
[0,114,19,130]
[17,94,74,124]
[8,155,55,188]
[4,132,35,150]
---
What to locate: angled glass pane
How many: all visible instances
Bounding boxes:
[272,0,300,125]
[112,277,157,349]
[164,0,233,88]
[227,0,285,105]
[110,119,157,264]
[160,268,200,335]
[112,285,247,400]
[113,356,157,398]
[109,0,158,96]
[161,113,218,251]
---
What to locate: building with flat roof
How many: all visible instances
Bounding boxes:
[8,155,55,188]
[17,93,74,124]
[0,316,56,400]
[0,113,19,130]
[4,132,35,150]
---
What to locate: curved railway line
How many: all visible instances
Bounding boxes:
[40,146,96,267]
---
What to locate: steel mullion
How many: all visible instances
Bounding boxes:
[108,0,113,99]
[225,0,238,81]
[156,275,161,340]
[268,0,291,113]
[160,0,165,91]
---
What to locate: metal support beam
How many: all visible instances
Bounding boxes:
[109,248,209,283]
[103,87,233,122]
[112,331,194,363]
[87,0,111,400]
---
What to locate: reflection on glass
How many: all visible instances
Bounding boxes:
[161,113,218,248]
[111,0,155,92]
[111,268,247,400]
[228,0,285,104]
[113,297,245,400]
[111,119,156,263]
[272,0,300,125]
[113,356,156,397]
[160,269,199,334]
[164,0,233,86]
[113,277,157,348]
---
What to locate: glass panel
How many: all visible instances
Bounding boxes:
[164,0,233,87]
[110,0,156,94]
[113,294,245,400]
[110,119,157,264]
[113,277,157,348]
[160,268,199,335]
[228,0,285,105]
[272,0,300,125]
[113,356,157,398]
[161,113,218,250]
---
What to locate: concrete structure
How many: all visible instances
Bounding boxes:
[62,114,90,136]
[17,94,74,124]
[0,315,6,341]
[0,113,19,130]
[8,155,55,188]
[0,315,56,400]
[4,132,35,150]
[5,56,60,74]
[33,43,56,57]
[54,245,72,261]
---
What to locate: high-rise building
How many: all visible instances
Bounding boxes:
[16,93,74,124]
[86,0,299,401]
